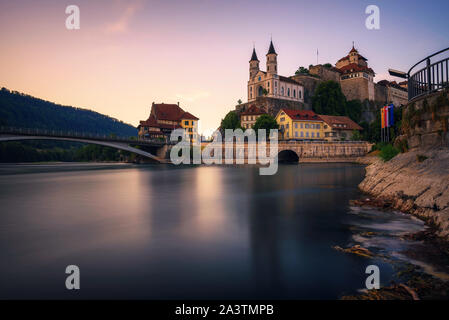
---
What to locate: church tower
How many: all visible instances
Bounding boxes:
[249,47,259,79]
[266,40,277,75]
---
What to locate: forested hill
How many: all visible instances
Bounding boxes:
[0,87,137,137]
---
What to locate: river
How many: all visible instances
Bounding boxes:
[0,163,430,299]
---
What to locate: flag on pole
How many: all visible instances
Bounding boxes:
[388,104,394,127]
[384,106,389,128]
[381,107,385,128]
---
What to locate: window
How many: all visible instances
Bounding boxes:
[317,124,320,129]
[281,87,284,95]
[280,117,285,122]
[287,88,290,96]
[286,132,289,138]
[311,132,314,138]
[300,123,303,129]
[317,132,320,138]
[267,82,270,87]
[295,123,298,128]
[184,120,189,125]
[299,90,302,99]
[306,132,309,138]
[258,76,261,81]
[295,132,298,137]
[305,124,309,129]
[286,123,289,128]
[300,132,304,137]
[293,90,296,98]
[275,82,277,87]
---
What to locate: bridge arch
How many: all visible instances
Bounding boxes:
[0,135,165,163]
[277,149,299,163]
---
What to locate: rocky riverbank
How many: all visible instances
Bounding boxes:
[358,148,449,241]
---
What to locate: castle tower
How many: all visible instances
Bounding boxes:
[349,44,359,64]
[266,40,277,75]
[249,47,259,79]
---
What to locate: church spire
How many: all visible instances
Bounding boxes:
[267,39,277,55]
[250,47,259,61]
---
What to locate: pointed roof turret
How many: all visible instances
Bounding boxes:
[267,40,277,55]
[250,47,259,61]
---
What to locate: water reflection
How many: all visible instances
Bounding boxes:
[0,163,387,299]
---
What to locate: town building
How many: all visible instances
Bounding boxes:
[138,102,199,142]
[240,105,266,129]
[236,40,306,117]
[275,109,324,140]
[318,114,363,141]
[335,45,376,101]
[376,80,408,107]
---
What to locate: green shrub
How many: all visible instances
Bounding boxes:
[378,144,400,162]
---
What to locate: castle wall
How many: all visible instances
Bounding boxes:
[236,96,307,117]
[309,65,340,83]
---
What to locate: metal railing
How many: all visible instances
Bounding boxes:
[0,126,174,145]
[408,47,449,101]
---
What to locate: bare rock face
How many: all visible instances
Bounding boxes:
[359,148,449,240]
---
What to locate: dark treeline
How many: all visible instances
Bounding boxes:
[0,88,139,162]
[0,87,137,136]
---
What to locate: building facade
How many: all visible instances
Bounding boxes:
[275,109,324,140]
[376,80,408,107]
[138,102,199,142]
[240,105,266,129]
[318,114,363,141]
[248,41,304,104]
[335,46,376,101]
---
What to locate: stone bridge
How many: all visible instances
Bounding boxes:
[204,141,373,163]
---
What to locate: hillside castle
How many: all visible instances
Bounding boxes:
[236,40,408,120]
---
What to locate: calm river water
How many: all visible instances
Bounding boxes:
[0,163,425,299]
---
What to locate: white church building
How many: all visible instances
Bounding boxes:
[247,40,304,104]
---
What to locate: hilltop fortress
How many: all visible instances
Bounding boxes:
[236,40,408,122]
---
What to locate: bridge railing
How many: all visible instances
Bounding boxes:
[0,126,174,145]
[408,47,449,101]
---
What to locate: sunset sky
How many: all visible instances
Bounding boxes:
[0,0,448,135]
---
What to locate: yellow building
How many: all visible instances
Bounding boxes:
[275,109,324,140]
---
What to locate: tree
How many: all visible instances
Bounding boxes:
[312,80,347,116]
[351,130,361,141]
[220,111,241,131]
[295,66,309,75]
[262,88,268,96]
[323,63,333,68]
[346,100,363,123]
[252,114,279,137]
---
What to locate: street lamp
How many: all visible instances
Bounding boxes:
[388,69,407,79]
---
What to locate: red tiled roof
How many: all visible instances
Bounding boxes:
[145,103,199,121]
[337,63,374,75]
[279,109,323,121]
[181,111,199,120]
[241,105,266,116]
[153,103,185,121]
[318,114,363,130]
[138,114,182,129]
